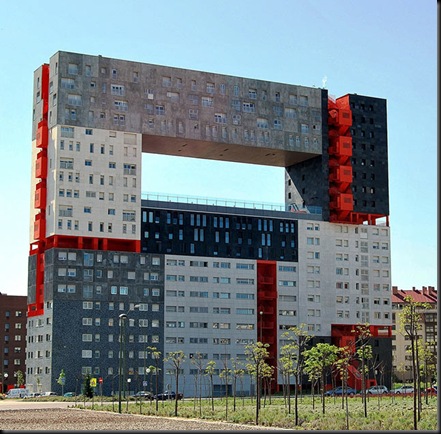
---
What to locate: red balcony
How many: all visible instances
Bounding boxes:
[329,136,352,157]
[36,120,48,148]
[338,109,352,126]
[330,192,353,211]
[329,165,352,184]
[35,150,47,179]
[33,213,46,240]
[34,181,47,209]
[328,107,352,127]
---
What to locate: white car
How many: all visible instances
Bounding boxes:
[367,385,388,394]
[23,392,42,399]
[6,388,30,398]
[393,385,414,394]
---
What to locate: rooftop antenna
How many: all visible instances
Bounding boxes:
[322,75,328,89]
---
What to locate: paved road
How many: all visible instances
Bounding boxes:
[0,399,73,410]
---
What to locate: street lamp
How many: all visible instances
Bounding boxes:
[145,368,150,396]
[118,313,128,413]
[126,378,131,412]
[143,347,149,395]
[3,373,8,394]
[118,304,140,413]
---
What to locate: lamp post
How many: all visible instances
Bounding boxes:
[143,347,149,395]
[118,313,127,413]
[117,304,140,414]
[126,378,131,412]
[152,352,160,411]
[145,368,150,396]
[3,373,8,394]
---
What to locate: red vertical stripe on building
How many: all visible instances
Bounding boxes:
[28,64,50,317]
[256,260,278,391]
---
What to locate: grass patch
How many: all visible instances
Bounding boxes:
[73,394,438,430]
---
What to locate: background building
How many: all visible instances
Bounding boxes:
[0,293,27,393]
[391,286,437,383]
[26,51,392,396]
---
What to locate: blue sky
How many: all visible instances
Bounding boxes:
[0,0,437,296]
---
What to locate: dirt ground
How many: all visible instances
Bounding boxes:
[0,407,286,431]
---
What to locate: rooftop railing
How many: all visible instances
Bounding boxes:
[141,192,322,215]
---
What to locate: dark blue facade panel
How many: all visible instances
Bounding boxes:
[141,207,299,262]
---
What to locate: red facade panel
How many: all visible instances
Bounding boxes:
[36,120,48,149]
[35,150,47,179]
[329,165,352,184]
[29,64,50,317]
[328,96,355,223]
[34,180,47,209]
[329,136,352,157]
[337,192,354,211]
[33,213,46,240]
[256,260,278,392]
[40,64,49,117]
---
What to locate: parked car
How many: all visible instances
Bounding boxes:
[23,392,41,399]
[6,388,30,399]
[42,391,58,396]
[154,391,183,400]
[367,385,388,394]
[393,385,414,394]
[63,392,76,397]
[324,386,357,396]
[133,391,153,400]
[425,385,437,394]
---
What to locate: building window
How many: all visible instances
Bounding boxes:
[202,96,213,107]
[243,102,255,113]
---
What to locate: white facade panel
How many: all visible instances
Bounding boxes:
[41,126,141,240]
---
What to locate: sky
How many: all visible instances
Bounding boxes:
[0,0,437,296]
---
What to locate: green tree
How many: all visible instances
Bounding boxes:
[278,353,290,409]
[303,342,338,415]
[261,362,274,406]
[229,358,244,411]
[57,369,66,396]
[279,341,295,413]
[147,346,162,412]
[36,376,42,393]
[164,350,185,416]
[335,346,354,430]
[353,323,373,418]
[190,352,204,416]
[370,356,386,410]
[83,373,93,398]
[219,357,230,420]
[418,340,437,404]
[280,325,312,425]
[15,370,25,388]
[245,341,269,425]
[204,360,216,413]
[399,296,431,429]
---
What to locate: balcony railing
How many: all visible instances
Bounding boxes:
[141,192,322,215]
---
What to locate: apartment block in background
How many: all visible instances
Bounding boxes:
[0,293,27,393]
[391,286,437,383]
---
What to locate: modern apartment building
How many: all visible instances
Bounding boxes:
[0,293,27,393]
[391,286,437,383]
[26,51,392,396]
